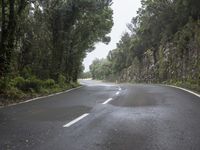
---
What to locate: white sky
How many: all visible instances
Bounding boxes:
[83,0,141,72]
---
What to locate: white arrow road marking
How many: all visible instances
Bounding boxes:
[63,113,89,128]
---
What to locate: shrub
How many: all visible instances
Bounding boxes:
[58,74,66,88]
[16,77,42,92]
[70,82,79,88]
[11,76,26,87]
[0,78,7,93]
[0,77,12,92]
[21,67,32,79]
[5,87,25,99]
[43,79,56,88]
[40,88,50,94]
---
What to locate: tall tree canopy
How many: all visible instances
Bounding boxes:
[0,0,113,81]
[0,0,113,101]
[90,0,200,89]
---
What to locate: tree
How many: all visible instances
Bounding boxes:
[0,0,28,77]
[0,0,113,96]
[100,0,200,87]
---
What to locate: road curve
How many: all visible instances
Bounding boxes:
[0,80,200,150]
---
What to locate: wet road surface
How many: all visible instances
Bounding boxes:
[0,80,200,150]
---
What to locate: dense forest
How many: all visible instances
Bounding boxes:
[0,0,113,104]
[90,0,200,91]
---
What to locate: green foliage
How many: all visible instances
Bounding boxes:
[0,0,113,105]
[80,72,92,79]
[0,0,113,81]
[0,77,10,92]
[15,77,42,93]
[58,74,66,88]
[94,0,200,93]
[0,76,80,105]
[3,87,25,100]
[90,58,112,80]
[43,79,56,88]
[11,77,26,87]
[70,82,80,88]
[21,67,32,79]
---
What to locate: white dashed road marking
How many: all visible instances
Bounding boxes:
[63,113,89,128]
[102,98,113,104]
[116,91,120,95]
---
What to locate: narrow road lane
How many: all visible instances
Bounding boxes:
[0,80,200,150]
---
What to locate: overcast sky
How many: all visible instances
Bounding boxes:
[83,0,141,72]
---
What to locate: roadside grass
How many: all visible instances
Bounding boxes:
[0,76,80,107]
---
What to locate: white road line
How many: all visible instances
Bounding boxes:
[164,85,200,98]
[63,113,89,128]
[1,86,83,108]
[116,91,120,95]
[102,98,113,104]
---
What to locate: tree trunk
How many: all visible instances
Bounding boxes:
[6,0,15,72]
[0,0,7,77]
[0,0,16,77]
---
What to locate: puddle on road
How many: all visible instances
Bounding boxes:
[110,86,166,108]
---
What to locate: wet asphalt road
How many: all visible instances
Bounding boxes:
[0,80,200,150]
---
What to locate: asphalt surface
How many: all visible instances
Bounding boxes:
[0,80,200,150]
